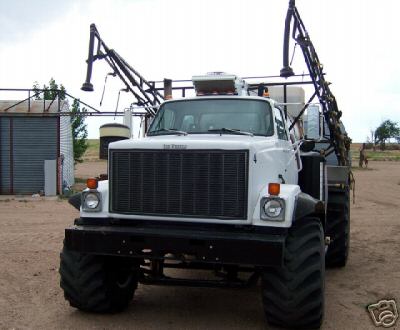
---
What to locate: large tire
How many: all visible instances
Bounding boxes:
[325,187,350,267]
[60,244,139,313]
[261,217,325,329]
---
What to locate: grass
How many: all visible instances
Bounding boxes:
[86,139,100,155]
[83,139,400,162]
[350,143,400,162]
[72,140,102,192]
[83,139,101,161]
[74,177,87,184]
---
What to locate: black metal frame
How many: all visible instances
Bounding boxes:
[280,0,351,166]
[81,24,164,119]
[0,88,148,117]
[65,219,286,268]
[78,1,351,167]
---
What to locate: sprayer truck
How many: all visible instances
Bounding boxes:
[60,1,352,328]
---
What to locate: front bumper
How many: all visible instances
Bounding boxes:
[65,219,286,267]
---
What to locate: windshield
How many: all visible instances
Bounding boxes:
[147,99,274,136]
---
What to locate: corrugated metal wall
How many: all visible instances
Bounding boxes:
[0,118,10,193]
[0,117,58,194]
[60,107,74,189]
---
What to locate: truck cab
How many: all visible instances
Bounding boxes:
[80,74,303,228]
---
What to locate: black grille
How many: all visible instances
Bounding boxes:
[110,149,248,219]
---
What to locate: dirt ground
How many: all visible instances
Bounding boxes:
[0,161,399,329]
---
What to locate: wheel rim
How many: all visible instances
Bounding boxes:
[115,267,134,289]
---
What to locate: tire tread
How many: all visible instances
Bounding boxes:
[262,217,325,329]
[59,246,137,313]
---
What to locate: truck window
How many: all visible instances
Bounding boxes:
[181,115,195,131]
[274,107,288,140]
[148,99,274,136]
[151,108,175,132]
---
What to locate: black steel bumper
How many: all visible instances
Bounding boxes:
[65,219,286,267]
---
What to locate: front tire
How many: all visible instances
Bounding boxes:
[261,217,325,329]
[60,244,139,313]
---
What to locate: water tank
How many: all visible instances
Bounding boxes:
[268,86,305,117]
[99,123,130,159]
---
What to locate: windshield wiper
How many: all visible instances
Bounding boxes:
[149,128,188,136]
[208,128,254,136]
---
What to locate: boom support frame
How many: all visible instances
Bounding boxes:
[281,0,351,165]
[81,24,164,119]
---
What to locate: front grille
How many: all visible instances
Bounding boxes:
[110,149,248,219]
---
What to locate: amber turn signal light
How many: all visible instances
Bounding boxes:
[87,178,98,189]
[268,183,280,196]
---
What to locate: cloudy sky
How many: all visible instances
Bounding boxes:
[0,0,399,141]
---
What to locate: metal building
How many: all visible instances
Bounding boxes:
[0,100,74,195]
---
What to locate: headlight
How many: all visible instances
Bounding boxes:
[264,199,283,217]
[261,198,285,221]
[82,192,101,211]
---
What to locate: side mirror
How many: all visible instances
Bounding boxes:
[300,140,315,152]
[305,105,322,140]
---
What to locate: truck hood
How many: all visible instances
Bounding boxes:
[109,134,276,152]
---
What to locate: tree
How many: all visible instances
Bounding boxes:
[70,99,88,163]
[32,78,88,163]
[374,120,400,150]
[33,78,66,101]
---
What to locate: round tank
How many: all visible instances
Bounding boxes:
[99,123,130,160]
[268,86,305,117]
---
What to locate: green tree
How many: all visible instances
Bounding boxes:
[374,120,400,150]
[32,78,88,163]
[70,99,88,163]
[33,77,66,100]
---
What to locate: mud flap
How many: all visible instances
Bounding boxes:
[295,192,325,225]
[68,193,82,210]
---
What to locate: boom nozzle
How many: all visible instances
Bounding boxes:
[280,66,295,78]
[81,82,94,92]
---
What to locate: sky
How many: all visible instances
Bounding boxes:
[0,0,399,142]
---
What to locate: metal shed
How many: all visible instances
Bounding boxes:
[0,100,74,195]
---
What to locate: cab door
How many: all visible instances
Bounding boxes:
[273,107,298,184]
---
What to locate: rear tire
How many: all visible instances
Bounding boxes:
[60,244,139,313]
[325,187,350,267]
[261,217,325,329]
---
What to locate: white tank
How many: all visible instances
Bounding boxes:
[99,123,130,160]
[268,86,305,117]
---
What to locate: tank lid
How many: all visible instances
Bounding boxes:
[100,123,129,129]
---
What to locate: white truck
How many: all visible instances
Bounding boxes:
[60,2,352,329]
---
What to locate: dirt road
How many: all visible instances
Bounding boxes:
[0,161,399,329]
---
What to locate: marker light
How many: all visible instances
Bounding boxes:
[192,73,238,95]
[268,183,280,196]
[87,178,98,189]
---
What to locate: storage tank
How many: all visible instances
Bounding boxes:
[99,123,130,159]
[268,86,305,118]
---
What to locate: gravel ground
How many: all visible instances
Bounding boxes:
[0,161,399,329]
